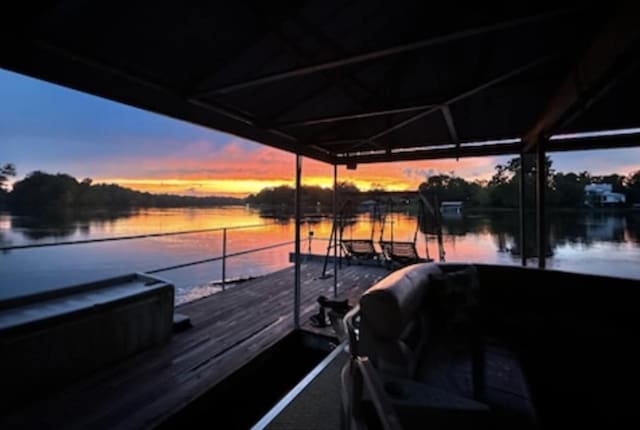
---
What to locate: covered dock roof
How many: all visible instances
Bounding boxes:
[1,1,638,165]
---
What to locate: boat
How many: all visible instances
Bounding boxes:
[342,262,640,429]
[1,1,639,429]
[440,201,463,215]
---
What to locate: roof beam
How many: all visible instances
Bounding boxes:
[26,41,335,163]
[262,50,425,126]
[547,131,640,152]
[323,139,462,153]
[441,105,460,151]
[31,41,261,127]
[361,55,552,144]
[181,3,308,95]
[523,2,640,152]
[312,139,363,147]
[268,68,559,127]
[270,24,371,111]
[194,9,577,97]
[361,54,419,108]
[339,131,640,164]
[294,14,375,100]
[259,81,334,125]
[277,104,437,128]
[340,142,522,163]
[276,75,557,130]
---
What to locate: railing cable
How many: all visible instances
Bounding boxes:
[146,240,296,274]
[0,223,272,251]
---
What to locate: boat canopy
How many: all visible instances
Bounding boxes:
[1,1,638,165]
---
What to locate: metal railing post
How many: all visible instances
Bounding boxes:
[222,228,227,290]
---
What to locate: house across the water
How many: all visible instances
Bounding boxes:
[584,184,626,207]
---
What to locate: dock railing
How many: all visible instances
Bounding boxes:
[0,220,326,292]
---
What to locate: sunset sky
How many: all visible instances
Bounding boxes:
[3,68,640,198]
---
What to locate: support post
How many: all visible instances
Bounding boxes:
[294,154,302,328]
[519,152,527,267]
[536,141,546,269]
[333,164,338,298]
[222,228,227,290]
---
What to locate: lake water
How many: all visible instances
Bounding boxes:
[2,206,640,304]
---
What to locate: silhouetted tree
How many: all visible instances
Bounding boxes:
[626,170,640,204]
[0,163,16,191]
[8,171,242,213]
[486,156,553,208]
[0,163,16,207]
[549,172,591,207]
[420,174,481,206]
[246,182,361,211]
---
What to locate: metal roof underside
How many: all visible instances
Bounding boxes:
[1,1,639,165]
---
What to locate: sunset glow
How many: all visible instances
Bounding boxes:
[101,176,416,197]
[92,145,502,197]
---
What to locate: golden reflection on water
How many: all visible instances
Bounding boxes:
[3,207,640,304]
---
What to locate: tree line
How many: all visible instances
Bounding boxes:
[246,182,360,208]
[248,157,640,209]
[1,169,242,213]
[453,156,640,208]
[3,157,640,213]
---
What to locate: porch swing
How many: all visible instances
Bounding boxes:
[339,200,379,261]
[378,198,424,266]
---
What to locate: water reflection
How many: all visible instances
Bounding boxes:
[2,207,640,303]
[547,212,629,251]
[430,211,635,257]
[10,209,135,240]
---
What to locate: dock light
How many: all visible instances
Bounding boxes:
[346,161,357,170]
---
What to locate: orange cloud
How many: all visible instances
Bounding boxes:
[93,139,501,197]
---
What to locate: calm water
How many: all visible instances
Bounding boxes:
[1,207,640,304]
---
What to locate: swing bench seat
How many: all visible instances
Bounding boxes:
[380,240,422,266]
[341,239,379,261]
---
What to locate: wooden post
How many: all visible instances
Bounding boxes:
[536,141,546,269]
[294,154,302,327]
[333,164,338,298]
[221,228,227,290]
[519,152,527,266]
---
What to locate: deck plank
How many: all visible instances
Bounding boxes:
[0,261,388,429]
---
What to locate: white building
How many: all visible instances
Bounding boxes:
[584,184,626,207]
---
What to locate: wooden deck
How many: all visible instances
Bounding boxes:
[1,261,388,430]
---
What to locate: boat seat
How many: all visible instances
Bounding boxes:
[348,263,537,429]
